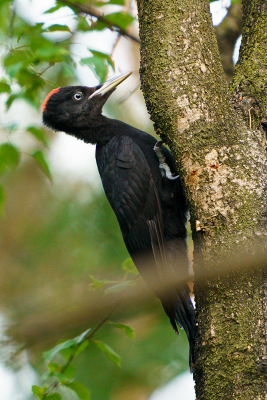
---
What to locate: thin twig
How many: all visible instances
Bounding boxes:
[36,63,54,77]
[110,34,122,58]
[118,83,140,104]
[60,0,140,44]
[87,301,120,339]
[43,301,120,397]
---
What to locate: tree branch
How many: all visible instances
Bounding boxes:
[60,0,140,44]
[215,1,242,82]
[231,0,267,128]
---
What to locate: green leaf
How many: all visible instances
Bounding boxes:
[46,394,62,400]
[44,4,63,13]
[46,362,76,383]
[77,16,90,32]
[60,339,88,360]
[57,364,77,384]
[88,275,110,290]
[93,340,121,367]
[106,12,135,30]
[105,280,135,294]
[93,12,135,31]
[27,126,49,146]
[16,23,44,43]
[0,81,11,93]
[45,329,91,362]
[81,50,114,83]
[30,37,70,64]
[59,347,75,361]
[0,1,10,35]
[75,340,89,356]
[44,339,77,361]
[47,362,61,374]
[0,143,20,174]
[106,12,135,29]
[95,0,125,6]
[46,24,71,32]
[109,322,134,339]
[60,340,88,360]
[66,381,90,400]
[0,185,5,216]
[4,50,29,67]
[61,363,76,380]
[75,328,91,344]
[16,68,45,90]
[108,0,125,4]
[6,93,23,110]
[31,150,52,183]
[89,49,114,69]
[89,275,106,289]
[32,385,46,399]
[121,257,138,275]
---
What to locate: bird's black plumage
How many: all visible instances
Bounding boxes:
[261,122,267,135]
[42,73,196,370]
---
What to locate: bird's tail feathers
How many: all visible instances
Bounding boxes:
[161,283,196,372]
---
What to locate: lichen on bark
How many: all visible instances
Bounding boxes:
[136,0,267,398]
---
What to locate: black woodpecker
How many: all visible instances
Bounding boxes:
[42,72,196,370]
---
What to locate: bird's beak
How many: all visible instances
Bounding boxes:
[88,72,132,99]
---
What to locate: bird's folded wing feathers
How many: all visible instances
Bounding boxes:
[100,136,167,288]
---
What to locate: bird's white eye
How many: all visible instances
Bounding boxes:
[73,92,83,101]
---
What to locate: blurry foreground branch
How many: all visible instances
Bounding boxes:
[9,240,267,349]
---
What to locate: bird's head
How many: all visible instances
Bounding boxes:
[42,72,132,139]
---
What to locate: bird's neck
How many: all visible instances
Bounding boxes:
[71,115,115,145]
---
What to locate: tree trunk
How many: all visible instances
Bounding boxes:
[136,0,267,398]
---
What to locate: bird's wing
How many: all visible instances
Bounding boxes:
[99,136,167,288]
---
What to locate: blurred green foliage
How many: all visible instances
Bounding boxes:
[0,0,191,399]
[0,0,136,209]
[0,165,189,400]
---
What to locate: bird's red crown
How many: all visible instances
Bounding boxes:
[42,87,61,112]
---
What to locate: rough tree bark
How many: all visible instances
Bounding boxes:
[136,0,267,398]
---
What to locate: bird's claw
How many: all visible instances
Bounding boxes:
[153,141,179,180]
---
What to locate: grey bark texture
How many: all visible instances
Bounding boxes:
[136,0,267,398]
